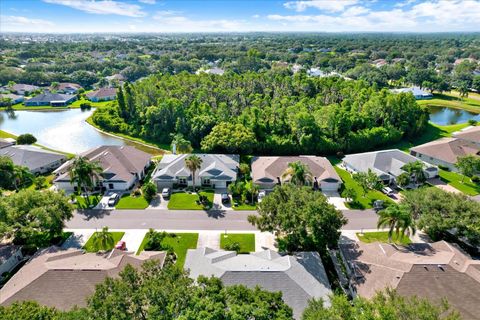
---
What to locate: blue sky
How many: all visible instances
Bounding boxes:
[1,0,479,33]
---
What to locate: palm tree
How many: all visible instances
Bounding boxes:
[377,204,416,243]
[281,161,313,186]
[401,161,426,185]
[13,165,33,191]
[91,226,115,252]
[68,156,103,199]
[245,180,259,204]
[185,155,203,191]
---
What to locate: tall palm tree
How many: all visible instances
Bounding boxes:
[92,226,115,252]
[13,165,33,191]
[185,155,203,191]
[69,156,103,197]
[401,161,426,185]
[281,161,313,186]
[245,180,259,203]
[377,204,416,243]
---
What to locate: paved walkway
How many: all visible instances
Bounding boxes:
[121,229,148,252]
[147,195,169,209]
[61,229,94,249]
[429,178,462,194]
[197,231,221,249]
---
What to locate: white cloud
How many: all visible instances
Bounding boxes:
[284,0,358,12]
[1,15,55,32]
[341,6,370,16]
[152,11,246,31]
[43,0,146,17]
[139,0,156,4]
[395,0,417,8]
[252,14,261,18]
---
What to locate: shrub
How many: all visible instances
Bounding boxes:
[142,182,158,202]
[471,175,480,183]
[80,103,92,110]
[468,119,477,126]
[16,133,37,145]
[34,176,47,190]
[438,165,450,171]
[224,241,241,253]
[133,189,142,197]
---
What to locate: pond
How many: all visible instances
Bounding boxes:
[0,109,161,154]
[428,106,480,126]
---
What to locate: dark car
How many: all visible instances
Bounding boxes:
[221,193,230,204]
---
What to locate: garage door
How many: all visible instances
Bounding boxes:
[321,182,339,192]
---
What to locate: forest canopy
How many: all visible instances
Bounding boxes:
[92,72,428,155]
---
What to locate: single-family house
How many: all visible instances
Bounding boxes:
[0,138,15,149]
[184,248,332,319]
[53,145,151,192]
[391,86,433,99]
[25,93,77,107]
[0,246,165,310]
[106,73,126,86]
[251,156,342,192]
[372,58,387,68]
[0,246,23,278]
[0,93,24,105]
[0,145,66,174]
[196,67,225,75]
[86,87,116,102]
[453,126,480,148]
[9,84,39,95]
[339,239,480,320]
[152,154,239,190]
[410,138,480,172]
[342,149,438,185]
[50,82,82,94]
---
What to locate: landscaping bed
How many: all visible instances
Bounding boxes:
[115,193,149,209]
[220,233,255,253]
[83,231,124,252]
[356,231,412,245]
[167,190,214,210]
[136,232,198,266]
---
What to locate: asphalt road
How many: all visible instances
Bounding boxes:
[66,208,378,231]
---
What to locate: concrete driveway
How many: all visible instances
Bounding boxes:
[213,189,232,210]
[61,229,94,249]
[120,229,148,253]
[323,191,348,210]
[147,194,169,209]
[429,178,462,194]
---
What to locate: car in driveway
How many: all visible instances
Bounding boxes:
[382,186,394,196]
[115,241,126,250]
[161,188,171,199]
[107,193,119,207]
[221,193,230,204]
[258,190,266,203]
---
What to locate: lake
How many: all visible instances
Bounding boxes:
[428,106,480,126]
[0,109,161,155]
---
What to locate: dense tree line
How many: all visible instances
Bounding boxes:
[92,72,428,155]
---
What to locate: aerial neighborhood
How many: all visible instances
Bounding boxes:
[1,6,480,319]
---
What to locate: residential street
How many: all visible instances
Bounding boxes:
[66,209,378,231]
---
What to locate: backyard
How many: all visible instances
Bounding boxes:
[167,190,214,210]
[115,193,149,209]
[356,231,412,245]
[83,231,125,252]
[136,232,198,266]
[439,169,480,196]
[335,166,393,209]
[220,233,255,253]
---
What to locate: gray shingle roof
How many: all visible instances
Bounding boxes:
[0,145,66,172]
[26,93,75,103]
[184,248,332,319]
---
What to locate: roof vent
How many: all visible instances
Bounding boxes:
[423,266,428,271]
[437,265,445,271]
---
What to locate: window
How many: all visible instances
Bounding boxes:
[179,178,187,185]
[203,178,211,185]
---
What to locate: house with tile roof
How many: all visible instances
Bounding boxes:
[184,248,332,319]
[53,145,151,192]
[86,87,116,102]
[342,149,438,186]
[410,137,480,172]
[453,126,480,148]
[151,154,239,190]
[251,156,342,191]
[0,145,66,174]
[339,239,480,320]
[0,246,165,310]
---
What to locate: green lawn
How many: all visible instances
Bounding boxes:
[83,232,125,252]
[75,195,101,209]
[70,98,113,108]
[115,193,149,209]
[335,166,393,209]
[357,231,412,245]
[439,169,480,196]
[220,233,255,253]
[167,190,214,210]
[418,92,480,114]
[136,233,198,266]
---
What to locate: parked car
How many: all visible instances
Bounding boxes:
[115,241,126,250]
[373,200,384,212]
[221,193,230,204]
[161,188,171,199]
[382,186,394,196]
[108,193,119,206]
[258,190,266,203]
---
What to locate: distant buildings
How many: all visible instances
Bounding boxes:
[152,154,239,190]
[251,156,342,191]
[339,239,480,319]
[86,87,116,102]
[50,82,82,94]
[342,149,438,185]
[0,93,24,105]
[0,145,66,174]
[185,248,332,319]
[196,67,225,75]
[0,247,165,310]
[9,84,39,95]
[391,86,433,100]
[24,93,77,107]
[54,145,151,192]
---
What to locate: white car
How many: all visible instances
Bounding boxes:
[382,187,394,196]
[258,190,266,203]
[107,193,119,206]
[161,188,171,199]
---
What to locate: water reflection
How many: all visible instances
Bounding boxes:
[428,106,480,125]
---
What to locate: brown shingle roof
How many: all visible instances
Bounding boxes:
[453,126,480,144]
[86,87,116,99]
[339,240,480,319]
[251,156,340,184]
[411,137,480,164]
[0,247,165,310]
